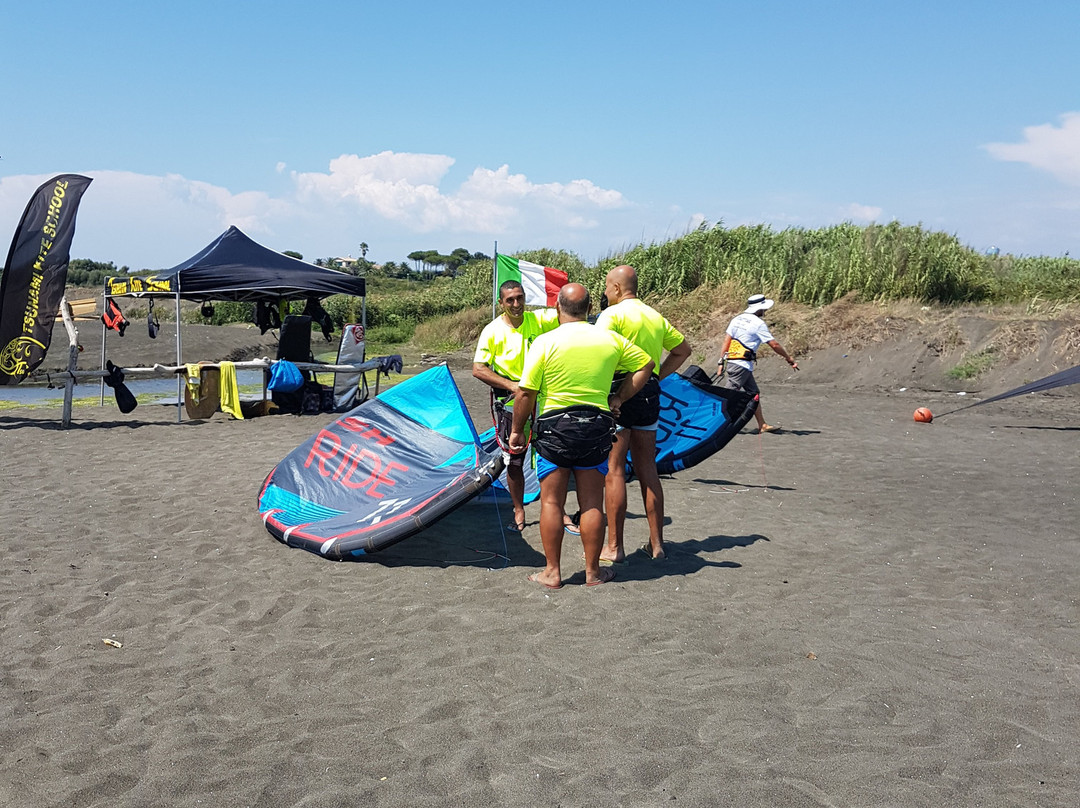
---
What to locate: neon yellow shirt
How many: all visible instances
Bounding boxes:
[519,321,651,415]
[473,308,560,382]
[594,297,684,373]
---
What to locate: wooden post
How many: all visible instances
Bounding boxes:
[59,298,79,429]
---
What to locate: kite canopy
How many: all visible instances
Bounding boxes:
[260,365,757,562]
[104,226,365,302]
[259,364,504,559]
[650,366,759,474]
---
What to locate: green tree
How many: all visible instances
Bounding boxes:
[407,251,427,272]
[67,259,120,287]
[283,250,304,260]
[446,247,472,276]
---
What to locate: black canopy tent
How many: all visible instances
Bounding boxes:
[101,226,367,419]
[104,225,366,301]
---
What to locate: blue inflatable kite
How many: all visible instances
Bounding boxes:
[258,364,504,559]
[651,366,759,474]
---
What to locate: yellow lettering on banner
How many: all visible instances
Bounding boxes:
[17,178,71,339]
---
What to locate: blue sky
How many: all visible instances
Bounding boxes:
[2,1,1077,270]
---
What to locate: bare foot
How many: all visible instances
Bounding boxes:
[759,424,781,433]
[639,542,666,560]
[585,567,616,586]
[598,549,626,565]
[527,571,563,590]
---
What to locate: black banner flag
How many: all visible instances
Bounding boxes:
[0,174,93,384]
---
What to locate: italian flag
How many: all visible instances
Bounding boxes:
[496,254,568,307]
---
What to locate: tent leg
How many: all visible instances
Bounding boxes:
[175,290,183,423]
[99,287,107,406]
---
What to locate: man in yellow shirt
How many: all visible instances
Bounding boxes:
[509,283,653,589]
[595,265,691,562]
[473,281,560,532]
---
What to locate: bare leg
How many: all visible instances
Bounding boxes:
[531,468,569,588]
[629,429,665,559]
[506,462,526,528]
[603,430,630,562]
[575,467,615,585]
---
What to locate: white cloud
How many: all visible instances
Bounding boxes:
[290,155,628,233]
[841,203,883,222]
[984,112,1080,186]
[686,213,707,230]
[0,153,633,268]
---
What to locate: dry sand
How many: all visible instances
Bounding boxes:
[1,370,1077,807]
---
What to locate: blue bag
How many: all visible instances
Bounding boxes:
[268,359,304,392]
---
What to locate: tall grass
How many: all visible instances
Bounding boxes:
[137,223,1077,336]
[589,221,1013,306]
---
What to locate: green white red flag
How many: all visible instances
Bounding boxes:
[495,254,568,307]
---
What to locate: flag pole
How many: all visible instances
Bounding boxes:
[491,241,498,320]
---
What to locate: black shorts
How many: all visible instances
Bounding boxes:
[494,396,528,469]
[533,406,616,469]
[610,374,661,429]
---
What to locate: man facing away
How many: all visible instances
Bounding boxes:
[594,265,691,562]
[718,293,799,433]
[472,280,560,532]
[509,283,653,589]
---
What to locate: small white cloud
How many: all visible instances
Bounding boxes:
[984,112,1080,186]
[841,203,883,222]
[290,153,628,234]
[275,162,287,173]
[686,212,707,230]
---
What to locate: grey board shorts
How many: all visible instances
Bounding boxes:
[721,364,760,397]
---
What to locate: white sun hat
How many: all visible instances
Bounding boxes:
[745,293,775,314]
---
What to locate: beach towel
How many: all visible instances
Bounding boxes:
[218,361,244,420]
[185,363,203,405]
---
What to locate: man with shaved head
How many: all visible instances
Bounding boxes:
[595,265,691,561]
[509,283,653,588]
[473,279,559,532]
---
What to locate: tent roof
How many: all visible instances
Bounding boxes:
[105,226,365,301]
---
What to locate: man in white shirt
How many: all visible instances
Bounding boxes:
[718,294,799,433]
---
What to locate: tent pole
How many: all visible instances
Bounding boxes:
[175,287,183,423]
[491,241,498,320]
[99,285,107,405]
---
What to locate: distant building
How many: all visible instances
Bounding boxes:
[335,255,357,267]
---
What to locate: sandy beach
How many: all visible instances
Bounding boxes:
[1,370,1077,807]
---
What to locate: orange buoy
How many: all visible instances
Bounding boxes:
[913,407,933,423]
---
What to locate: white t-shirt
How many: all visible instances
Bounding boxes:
[725,312,774,371]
